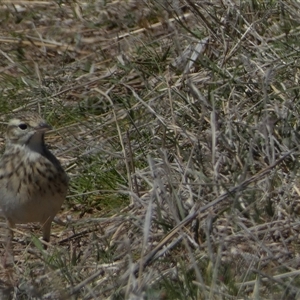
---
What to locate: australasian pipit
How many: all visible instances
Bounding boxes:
[0,112,69,253]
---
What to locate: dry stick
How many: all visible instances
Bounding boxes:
[69,269,105,296]
[238,269,300,287]
[0,37,89,54]
[128,149,296,277]
[112,13,192,41]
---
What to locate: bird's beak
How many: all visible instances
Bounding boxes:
[36,123,52,132]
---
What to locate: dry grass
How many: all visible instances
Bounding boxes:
[1,0,300,299]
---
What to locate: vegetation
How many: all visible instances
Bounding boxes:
[1,0,300,299]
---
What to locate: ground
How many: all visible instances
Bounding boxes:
[0,0,300,299]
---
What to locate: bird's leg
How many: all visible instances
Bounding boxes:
[4,219,15,267]
[42,217,54,249]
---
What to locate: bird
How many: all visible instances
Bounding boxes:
[0,112,69,259]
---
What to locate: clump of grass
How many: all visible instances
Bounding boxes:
[2,0,300,299]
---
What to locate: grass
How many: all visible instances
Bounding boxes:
[1,0,300,299]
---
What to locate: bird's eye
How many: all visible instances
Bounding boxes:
[18,123,27,130]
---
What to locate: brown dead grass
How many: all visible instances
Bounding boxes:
[1,0,300,299]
